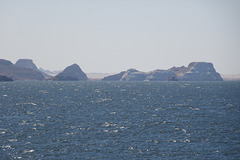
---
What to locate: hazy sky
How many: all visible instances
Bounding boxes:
[1,0,240,74]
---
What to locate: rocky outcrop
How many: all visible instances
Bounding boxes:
[0,75,13,82]
[0,59,45,80]
[52,64,88,81]
[15,59,38,71]
[102,71,126,81]
[103,62,222,81]
[15,59,51,79]
[103,69,177,81]
[145,70,177,81]
[169,62,223,81]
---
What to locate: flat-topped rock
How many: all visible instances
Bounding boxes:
[15,59,38,71]
[169,62,223,81]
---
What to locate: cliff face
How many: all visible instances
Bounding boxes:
[169,62,223,81]
[0,59,45,80]
[52,64,88,81]
[103,69,177,81]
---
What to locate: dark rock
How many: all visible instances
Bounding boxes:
[39,68,61,76]
[52,64,88,81]
[0,75,13,82]
[0,59,45,80]
[168,76,178,81]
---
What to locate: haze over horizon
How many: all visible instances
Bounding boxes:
[1,0,240,74]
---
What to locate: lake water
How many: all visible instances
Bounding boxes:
[0,81,240,159]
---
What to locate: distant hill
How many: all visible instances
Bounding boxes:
[0,59,45,81]
[51,64,88,81]
[39,68,61,76]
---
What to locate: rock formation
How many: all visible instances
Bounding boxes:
[52,64,88,81]
[145,70,178,81]
[103,68,177,81]
[15,59,51,79]
[102,71,126,81]
[103,62,222,81]
[15,59,38,71]
[169,62,223,81]
[0,59,45,80]
[0,75,13,82]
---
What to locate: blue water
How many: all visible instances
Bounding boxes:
[0,81,240,160]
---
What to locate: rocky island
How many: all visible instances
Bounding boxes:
[51,64,88,81]
[170,62,223,81]
[0,59,45,81]
[103,62,223,81]
[103,68,177,81]
[0,59,223,81]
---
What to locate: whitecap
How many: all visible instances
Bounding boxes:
[24,150,35,153]
[102,122,117,127]
[27,111,34,115]
[2,145,14,149]
[189,107,200,111]
[8,139,17,142]
[128,146,134,150]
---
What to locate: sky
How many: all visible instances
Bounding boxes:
[0,0,240,74]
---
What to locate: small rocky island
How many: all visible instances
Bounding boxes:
[51,64,88,81]
[103,62,223,81]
